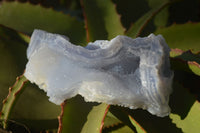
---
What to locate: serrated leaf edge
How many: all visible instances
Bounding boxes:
[170,48,200,76]
[126,1,171,38]
[100,105,110,133]
[57,101,66,133]
[1,1,82,23]
[128,115,147,133]
[103,121,123,129]
[0,73,28,129]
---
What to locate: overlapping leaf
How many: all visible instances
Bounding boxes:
[155,23,200,76]
[107,80,200,133]
[103,112,121,129]
[103,111,134,133]
[155,22,200,133]
[147,0,169,28]
[0,26,28,110]
[1,0,200,132]
[61,96,96,133]
[0,75,28,129]
[106,125,135,133]
[0,1,86,45]
[169,82,200,133]
[112,0,150,30]
[81,103,110,133]
[81,0,125,42]
[128,115,146,133]
[126,1,170,38]
[76,1,127,132]
[155,23,200,52]
[0,26,61,131]
[170,49,200,76]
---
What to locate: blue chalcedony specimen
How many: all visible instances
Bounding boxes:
[25,29,173,117]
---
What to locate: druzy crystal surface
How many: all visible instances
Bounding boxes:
[25,29,173,117]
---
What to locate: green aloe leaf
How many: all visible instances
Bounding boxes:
[108,83,185,133]
[61,97,132,133]
[147,0,169,28]
[107,125,135,133]
[0,75,28,129]
[0,26,28,110]
[155,23,200,53]
[128,115,146,133]
[10,84,60,131]
[170,101,200,133]
[170,49,200,76]
[81,103,110,133]
[169,82,200,133]
[121,105,181,132]
[18,33,30,44]
[0,1,86,45]
[126,1,170,38]
[61,96,96,133]
[120,81,200,133]
[112,0,150,30]
[109,106,136,132]
[0,26,61,131]
[103,111,122,128]
[80,0,125,42]
[103,111,134,133]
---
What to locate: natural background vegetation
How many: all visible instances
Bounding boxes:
[0,0,200,132]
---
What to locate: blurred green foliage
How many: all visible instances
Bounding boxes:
[0,0,200,132]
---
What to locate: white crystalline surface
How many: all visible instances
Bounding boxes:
[25,29,173,117]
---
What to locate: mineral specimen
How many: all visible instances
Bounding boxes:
[25,29,173,117]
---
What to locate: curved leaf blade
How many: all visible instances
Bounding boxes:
[61,96,96,133]
[103,110,134,133]
[170,101,200,133]
[0,26,28,110]
[128,115,147,133]
[170,49,200,76]
[0,75,28,129]
[103,111,122,129]
[169,82,200,133]
[126,1,170,38]
[0,1,86,45]
[108,125,135,133]
[155,23,200,53]
[147,0,169,28]
[81,0,125,42]
[0,26,61,131]
[81,103,110,133]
